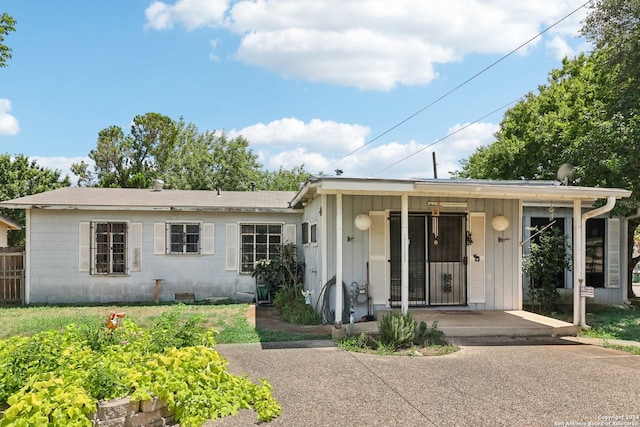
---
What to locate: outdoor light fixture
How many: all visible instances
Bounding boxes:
[354,213,371,231]
[491,215,509,232]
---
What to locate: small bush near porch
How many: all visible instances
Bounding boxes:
[337,312,459,356]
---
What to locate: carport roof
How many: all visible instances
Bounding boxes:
[290,176,632,207]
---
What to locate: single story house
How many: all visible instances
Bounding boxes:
[0,176,631,326]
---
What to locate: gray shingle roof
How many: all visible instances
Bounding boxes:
[0,187,297,212]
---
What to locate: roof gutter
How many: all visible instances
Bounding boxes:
[576,196,617,326]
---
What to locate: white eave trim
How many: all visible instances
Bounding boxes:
[291,178,631,203]
[0,204,301,214]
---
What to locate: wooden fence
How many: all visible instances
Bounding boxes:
[0,247,24,304]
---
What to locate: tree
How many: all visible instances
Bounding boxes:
[71,113,179,188]
[460,51,640,298]
[255,165,309,191]
[0,13,16,68]
[0,154,71,245]
[210,134,262,191]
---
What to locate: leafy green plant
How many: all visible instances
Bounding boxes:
[273,285,321,325]
[414,320,447,347]
[1,373,96,427]
[378,312,417,350]
[523,226,572,314]
[0,311,281,426]
[251,243,304,296]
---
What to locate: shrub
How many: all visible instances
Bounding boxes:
[378,312,417,350]
[251,243,304,297]
[414,320,447,346]
[523,226,572,314]
[273,285,321,325]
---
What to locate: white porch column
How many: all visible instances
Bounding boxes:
[572,199,582,326]
[401,194,409,314]
[335,193,343,327]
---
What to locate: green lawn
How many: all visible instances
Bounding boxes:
[581,305,640,342]
[0,303,330,342]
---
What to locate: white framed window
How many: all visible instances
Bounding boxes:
[310,222,317,245]
[79,221,141,275]
[154,222,214,256]
[94,221,128,275]
[168,223,201,254]
[240,223,282,273]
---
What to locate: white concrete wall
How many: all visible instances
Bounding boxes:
[26,209,300,304]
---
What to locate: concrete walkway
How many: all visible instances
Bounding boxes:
[250,305,581,338]
[209,338,640,426]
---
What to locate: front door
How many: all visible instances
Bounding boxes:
[390,213,467,306]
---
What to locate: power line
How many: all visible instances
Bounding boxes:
[327,0,593,170]
[370,97,521,177]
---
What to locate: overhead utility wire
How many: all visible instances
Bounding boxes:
[327,0,593,169]
[370,97,521,177]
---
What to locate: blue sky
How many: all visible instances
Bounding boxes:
[0,0,591,183]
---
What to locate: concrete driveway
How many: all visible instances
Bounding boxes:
[209,339,640,427]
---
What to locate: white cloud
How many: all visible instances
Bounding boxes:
[32,156,89,184]
[0,99,19,135]
[545,36,575,60]
[145,0,589,90]
[242,116,497,179]
[230,117,370,153]
[145,0,229,31]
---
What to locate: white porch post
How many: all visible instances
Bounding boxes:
[401,194,409,315]
[321,194,328,300]
[335,193,343,327]
[572,199,582,326]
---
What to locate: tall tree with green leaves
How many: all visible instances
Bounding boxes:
[0,13,16,68]
[71,113,179,188]
[256,165,309,191]
[0,154,71,245]
[460,0,640,297]
[73,113,308,192]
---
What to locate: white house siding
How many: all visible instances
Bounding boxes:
[26,209,300,304]
[522,206,626,305]
[309,194,521,319]
[300,196,324,311]
[0,224,9,247]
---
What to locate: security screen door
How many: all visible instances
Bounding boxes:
[390,213,467,306]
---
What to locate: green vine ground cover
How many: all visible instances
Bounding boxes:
[0,304,290,426]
